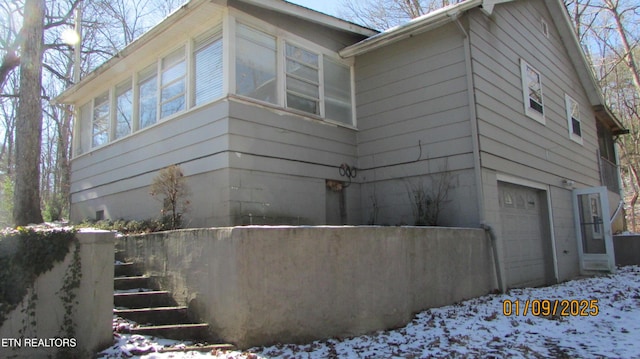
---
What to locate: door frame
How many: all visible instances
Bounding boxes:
[572,186,616,273]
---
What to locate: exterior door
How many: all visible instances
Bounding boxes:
[572,187,616,273]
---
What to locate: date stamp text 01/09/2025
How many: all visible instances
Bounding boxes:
[502,299,599,317]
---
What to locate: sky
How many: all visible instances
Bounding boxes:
[287,0,343,17]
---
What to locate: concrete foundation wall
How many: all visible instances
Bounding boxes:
[614,235,640,266]
[0,231,114,358]
[118,226,496,349]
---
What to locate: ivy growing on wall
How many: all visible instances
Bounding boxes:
[0,227,78,329]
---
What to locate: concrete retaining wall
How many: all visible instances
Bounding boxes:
[118,226,497,349]
[614,235,640,266]
[0,231,114,358]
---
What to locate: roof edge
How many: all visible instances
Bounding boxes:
[339,0,483,58]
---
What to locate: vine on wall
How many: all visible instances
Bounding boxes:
[0,227,79,333]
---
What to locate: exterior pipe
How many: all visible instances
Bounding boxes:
[481,223,506,293]
[451,15,504,292]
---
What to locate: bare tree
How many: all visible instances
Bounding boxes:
[565,0,639,230]
[339,0,464,30]
[13,0,45,226]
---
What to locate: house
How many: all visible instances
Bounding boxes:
[56,0,626,290]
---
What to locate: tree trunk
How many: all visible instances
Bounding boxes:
[13,0,45,226]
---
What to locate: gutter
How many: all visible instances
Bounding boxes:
[339,0,484,58]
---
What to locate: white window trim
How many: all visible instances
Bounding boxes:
[541,18,549,38]
[565,94,583,144]
[231,11,355,127]
[520,59,545,125]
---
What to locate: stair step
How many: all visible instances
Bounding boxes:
[127,323,211,341]
[115,306,191,325]
[158,343,236,353]
[114,275,152,290]
[114,291,176,309]
[114,262,142,277]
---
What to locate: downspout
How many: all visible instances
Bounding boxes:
[451,13,506,293]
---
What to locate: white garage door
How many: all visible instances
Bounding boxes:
[498,182,550,288]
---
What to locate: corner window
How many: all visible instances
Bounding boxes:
[520,59,545,124]
[115,80,133,139]
[565,94,582,143]
[138,65,157,129]
[194,29,223,106]
[160,47,186,118]
[92,92,110,148]
[323,57,352,125]
[235,24,277,104]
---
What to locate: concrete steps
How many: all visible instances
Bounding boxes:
[113,258,225,345]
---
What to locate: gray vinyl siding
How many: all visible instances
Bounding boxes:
[70,100,231,225]
[226,99,359,225]
[468,2,600,187]
[229,0,367,52]
[354,23,478,226]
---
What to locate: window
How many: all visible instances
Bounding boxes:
[138,65,157,129]
[565,94,582,143]
[236,24,277,104]
[323,57,352,125]
[541,19,549,38]
[520,59,545,123]
[194,29,223,106]
[160,47,186,118]
[115,80,133,139]
[92,92,110,148]
[285,43,320,115]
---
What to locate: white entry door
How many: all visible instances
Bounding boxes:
[572,187,616,273]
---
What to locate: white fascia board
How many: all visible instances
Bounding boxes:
[238,0,377,37]
[339,0,484,58]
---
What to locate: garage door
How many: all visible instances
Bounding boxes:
[498,182,550,288]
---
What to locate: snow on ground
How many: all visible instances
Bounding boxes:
[98,265,640,358]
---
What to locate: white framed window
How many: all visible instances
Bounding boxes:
[323,57,353,125]
[565,94,583,144]
[115,79,133,140]
[160,47,186,118]
[92,91,110,148]
[285,42,320,115]
[541,18,549,38]
[520,59,545,124]
[138,65,158,129]
[194,28,223,106]
[235,23,278,104]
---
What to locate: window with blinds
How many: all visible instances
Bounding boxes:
[194,28,223,106]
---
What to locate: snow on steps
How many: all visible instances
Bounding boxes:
[113,260,231,345]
